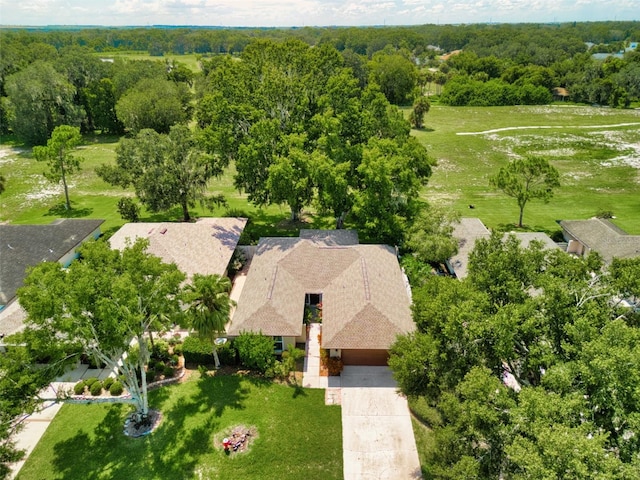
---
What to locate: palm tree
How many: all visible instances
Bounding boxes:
[182,274,235,368]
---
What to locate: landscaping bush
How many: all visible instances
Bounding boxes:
[84,377,99,387]
[73,381,86,395]
[234,331,275,373]
[89,380,103,396]
[173,343,183,356]
[109,381,124,396]
[217,341,238,366]
[182,335,215,365]
[163,365,175,378]
[145,370,156,384]
[151,340,171,361]
[169,354,180,366]
[408,395,443,428]
[102,377,115,391]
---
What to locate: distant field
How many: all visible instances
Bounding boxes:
[94,51,203,72]
[1,104,639,239]
[414,104,640,235]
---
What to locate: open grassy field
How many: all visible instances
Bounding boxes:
[1,104,639,238]
[16,372,343,480]
[94,51,203,72]
[415,104,640,235]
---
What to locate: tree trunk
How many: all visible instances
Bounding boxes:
[181,199,191,222]
[138,334,149,415]
[148,329,155,351]
[335,211,347,230]
[518,206,524,228]
[290,207,299,222]
[61,168,71,210]
[213,346,220,369]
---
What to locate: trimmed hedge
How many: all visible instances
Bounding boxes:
[182,336,215,365]
[84,377,99,387]
[102,377,115,390]
[90,380,103,396]
[109,381,124,396]
[73,381,86,395]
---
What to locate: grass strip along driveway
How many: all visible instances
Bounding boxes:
[16,371,343,480]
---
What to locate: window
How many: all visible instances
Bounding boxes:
[273,336,284,353]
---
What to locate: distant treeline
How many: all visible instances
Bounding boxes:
[1,21,639,58]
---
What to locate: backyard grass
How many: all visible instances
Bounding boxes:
[16,371,343,480]
[1,104,639,238]
[94,51,203,72]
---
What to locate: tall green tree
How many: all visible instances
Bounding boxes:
[404,204,460,263]
[368,52,418,105]
[18,239,185,417]
[408,96,431,129]
[490,155,561,227]
[116,78,190,134]
[181,274,234,369]
[97,124,222,221]
[5,61,85,145]
[32,125,84,210]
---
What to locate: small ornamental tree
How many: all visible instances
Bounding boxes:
[234,332,275,373]
[18,238,185,417]
[32,125,84,210]
[490,155,560,227]
[409,96,431,129]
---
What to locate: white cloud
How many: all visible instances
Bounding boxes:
[0,0,637,26]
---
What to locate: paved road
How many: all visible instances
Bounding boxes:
[340,366,422,480]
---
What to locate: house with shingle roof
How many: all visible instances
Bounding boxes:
[108,217,247,279]
[227,230,414,366]
[0,218,104,336]
[559,218,640,264]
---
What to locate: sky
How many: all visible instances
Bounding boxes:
[0,0,638,27]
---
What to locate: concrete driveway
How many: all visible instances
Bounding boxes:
[340,366,422,479]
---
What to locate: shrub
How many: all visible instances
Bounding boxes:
[169,354,180,366]
[234,331,275,373]
[217,341,237,366]
[89,380,103,396]
[173,343,183,356]
[109,381,124,396]
[84,377,99,387]
[163,365,175,378]
[102,377,115,390]
[151,340,171,361]
[145,370,156,384]
[117,197,140,222]
[73,381,86,395]
[408,395,443,428]
[182,335,215,365]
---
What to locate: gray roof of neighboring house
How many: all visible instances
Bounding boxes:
[299,229,359,245]
[448,218,491,279]
[508,232,561,252]
[227,233,414,350]
[109,217,247,279]
[559,218,640,263]
[0,219,104,306]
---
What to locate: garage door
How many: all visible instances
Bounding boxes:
[341,349,389,366]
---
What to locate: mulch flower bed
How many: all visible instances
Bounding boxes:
[123,409,162,438]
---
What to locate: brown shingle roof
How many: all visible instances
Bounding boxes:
[227,233,414,349]
[109,217,247,279]
[559,218,640,263]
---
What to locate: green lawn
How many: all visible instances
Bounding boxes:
[414,104,640,235]
[2,104,639,238]
[94,51,203,72]
[16,372,343,480]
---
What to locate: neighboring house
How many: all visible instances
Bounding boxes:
[552,87,570,101]
[108,217,247,279]
[0,219,104,336]
[559,218,640,264]
[447,218,560,279]
[227,230,414,366]
[447,218,491,279]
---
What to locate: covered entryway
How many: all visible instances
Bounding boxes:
[340,366,422,479]
[341,349,389,366]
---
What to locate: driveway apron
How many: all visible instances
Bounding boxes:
[340,366,422,479]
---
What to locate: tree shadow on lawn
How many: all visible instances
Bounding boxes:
[44,202,93,219]
[48,373,255,479]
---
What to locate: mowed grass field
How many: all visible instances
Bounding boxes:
[1,104,639,238]
[415,104,640,235]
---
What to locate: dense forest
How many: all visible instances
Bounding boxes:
[1,21,639,141]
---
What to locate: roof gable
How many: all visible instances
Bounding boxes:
[560,218,640,263]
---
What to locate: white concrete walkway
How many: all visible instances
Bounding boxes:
[302,323,328,388]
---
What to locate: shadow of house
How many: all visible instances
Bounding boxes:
[227,230,414,366]
[0,219,104,336]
